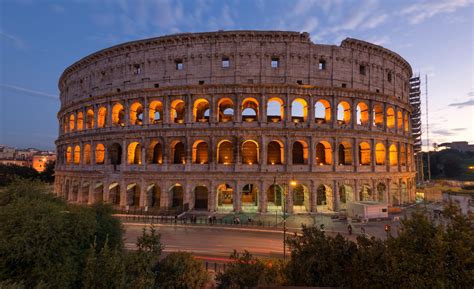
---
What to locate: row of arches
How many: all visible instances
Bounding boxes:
[62,97,410,133]
[62,139,411,167]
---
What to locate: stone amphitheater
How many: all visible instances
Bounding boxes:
[54,30,416,214]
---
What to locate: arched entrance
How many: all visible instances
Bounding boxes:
[147,184,161,209]
[241,184,258,212]
[316,184,333,212]
[339,185,354,210]
[359,184,372,201]
[266,184,283,212]
[170,184,184,209]
[217,183,233,212]
[126,184,140,207]
[293,184,310,213]
[401,182,408,204]
[93,182,104,203]
[108,182,120,205]
[391,183,400,206]
[109,143,122,165]
[376,183,386,202]
[194,185,208,210]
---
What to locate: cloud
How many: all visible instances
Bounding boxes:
[0,84,59,100]
[448,99,474,108]
[301,17,319,34]
[432,129,458,136]
[361,13,388,29]
[0,30,27,50]
[400,0,473,24]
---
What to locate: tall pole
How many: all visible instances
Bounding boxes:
[283,184,287,261]
[425,74,431,181]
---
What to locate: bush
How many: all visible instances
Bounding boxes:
[156,252,210,289]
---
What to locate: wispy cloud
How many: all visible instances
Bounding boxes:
[448,99,474,108]
[0,29,27,50]
[361,13,388,29]
[400,0,473,24]
[0,84,58,100]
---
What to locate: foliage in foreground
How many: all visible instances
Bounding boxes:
[0,162,55,186]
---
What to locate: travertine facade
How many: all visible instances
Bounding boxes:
[55,30,416,213]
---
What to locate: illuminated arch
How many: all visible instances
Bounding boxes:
[171,141,186,164]
[242,98,259,122]
[95,144,105,164]
[241,140,259,164]
[316,141,332,165]
[400,144,407,166]
[170,184,184,208]
[293,184,310,212]
[73,145,81,164]
[149,100,163,123]
[66,146,72,165]
[149,141,163,164]
[315,99,331,123]
[267,97,284,122]
[170,99,185,123]
[108,182,121,205]
[127,142,142,164]
[337,101,351,124]
[217,140,233,164]
[97,106,107,128]
[339,185,354,210]
[359,142,371,165]
[338,142,352,165]
[147,184,161,208]
[356,102,369,125]
[292,140,308,164]
[375,143,386,165]
[267,140,284,165]
[129,102,143,125]
[387,107,395,128]
[397,111,403,129]
[218,98,234,122]
[359,184,373,201]
[377,183,386,202]
[193,98,210,122]
[316,184,333,211]
[389,144,398,166]
[76,112,84,131]
[404,112,409,132]
[373,104,383,127]
[217,183,233,210]
[86,109,94,129]
[84,144,91,165]
[192,140,209,164]
[126,183,140,207]
[291,98,308,122]
[69,114,75,131]
[241,183,258,208]
[112,103,125,126]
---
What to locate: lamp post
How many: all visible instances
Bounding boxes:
[282,177,297,261]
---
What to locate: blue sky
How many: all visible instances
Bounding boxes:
[1,0,473,150]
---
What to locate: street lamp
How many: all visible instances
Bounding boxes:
[282,177,297,261]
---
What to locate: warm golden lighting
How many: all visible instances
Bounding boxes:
[290,179,297,187]
[469,166,474,170]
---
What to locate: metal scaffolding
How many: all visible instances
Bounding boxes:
[409,75,423,183]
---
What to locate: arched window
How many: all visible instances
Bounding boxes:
[291,98,307,123]
[337,101,351,125]
[375,143,386,165]
[267,98,284,122]
[74,145,81,164]
[149,141,163,164]
[316,141,332,165]
[97,107,107,128]
[218,98,234,122]
[387,107,395,128]
[389,144,398,166]
[193,99,210,122]
[217,140,233,164]
[170,100,185,123]
[127,142,141,164]
[129,102,143,125]
[84,144,91,164]
[373,104,383,127]
[241,140,259,164]
[95,144,105,164]
[149,101,163,124]
[86,109,94,129]
[356,102,369,125]
[404,112,409,132]
[315,99,331,124]
[267,141,283,165]
[193,141,209,164]
[172,141,186,164]
[112,103,125,126]
[242,98,259,122]
[109,143,122,165]
[397,111,403,129]
[400,144,406,166]
[77,112,84,131]
[69,114,75,131]
[66,146,72,164]
[359,142,371,165]
[338,142,352,165]
[292,141,308,164]
[62,117,68,133]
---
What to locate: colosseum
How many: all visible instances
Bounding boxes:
[54,30,416,214]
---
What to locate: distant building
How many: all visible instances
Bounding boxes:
[0,145,56,172]
[32,154,56,172]
[443,190,474,215]
[438,141,474,152]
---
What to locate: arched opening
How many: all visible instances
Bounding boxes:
[359,184,372,201]
[375,143,386,165]
[397,111,403,129]
[194,185,208,210]
[126,183,140,207]
[339,185,354,210]
[170,184,184,208]
[267,97,284,122]
[242,98,259,122]
[129,102,144,125]
[356,102,369,125]
[293,184,310,213]
[241,184,258,211]
[391,182,400,205]
[170,99,185,124]
[338,142,352,165]
[217,183,233,212]
[337,101,351,125]
[389,144,398,166]
[86,109,94,129]
[149,141,163,164]
[218,98,234,122]
[127,142,141,164]
[112,103,125,127]
[109,143,122,165]
[93,182,104,204]
[315,99,331,124]
[358,142,371,166]
[147,184,161,208]
[149,101,163,124]
[401,182,408,204]
[84,144,91,165]
[62,117,68,133]
[217,140,233,164]
[266,184,283,211]
[317,184,333,212]
[400,144,406,166]
[95,144,105,164]
[193,141,209,164]
[291,98,307,123]
[387,107,395,128]
[69,114,75,131]
[404,112,409,132]
[97,106,107,128]
[377,183,386,202]
[316,141,332,165]
[373,104,383,127]
[241,140,259,165]
[108,182,121,205]
[172,141,186,164]
[73,145,81,165]
[267,141,283,165]
[292,141,308,165]
[77,112,84,131]
[66,146,72,165]
[193,99,210,122]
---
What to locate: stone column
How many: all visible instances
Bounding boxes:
[140,178,147,208]
[120,179,127,207]
[371,138,376,171]
[260,94,267,123]
[234,180,241,212]
[331,96,337,128]
[332,180,339,212]
[124,100,130,126]
[143,97,149,125]
[332,137,338,171]
[235,94,242,123]
[351,98,356,129]
[368,99,374,131]
[103,182,110,203]
[88,183,94,205]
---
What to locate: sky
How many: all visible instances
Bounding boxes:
[0,0,473,151]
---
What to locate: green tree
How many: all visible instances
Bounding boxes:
[350,236,388,289]
[156,252,210,289]
[39,160,55,183]
[0,164,39,186]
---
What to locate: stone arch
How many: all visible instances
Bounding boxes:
[97,106,107,128]
[193,98,210,122]
[389,144,398,166]
[267,97,284,122]
[108,182,121,205]
[69,114,75,131]
[373,104,384,127]
[404,112,409,132]
[170,99,185,123]
[109,143,122,165]
[376,182,386,202]
[77,112,84,131]
[387,107,395,128]
[293,184,310,213]
[86,108,94,129]
[93,182,104,203]
[266,184,283,211]
[391,182,400,205]
[81,182,90,204]
[339,184,354,210]
[316,141,332,165]
[149,100,163,123]
[316,184,333,212]
[401,182,408,204]
[356,102,369,125]
[267,140,284,165]
[73,145,81,165]
[112,103,125,126]
[315,99,331,124]
[129,102,144,125]
[359,183,373,201]
[359,142,371,166]
[149,141,163,164]
[217,98,234,122]
[127,142,141,164]
[95,144,105,165]
[375,143,386,165]
[241,140,259,165]
[338,141,352,165]
[147,184,161,208]
[192,140,209,164]
[194,185,209,210]
[84,144,91,165]
[400,144,407,166]
[337,101,351,124]
[171,141,186,164]
[169,184,184,208]
[397,110,403,129]
[217,140,233,164]
[291,98,308,122]
[241,183,258,212]
[242,97,259,122]
[292,140,308,165]
[126,183,140,207]
[66,146,72,165]
[217,183,233,212]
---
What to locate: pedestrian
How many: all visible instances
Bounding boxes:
[348,224,352,235]
[361,226,366,235]
[174,214,178,224]
[208,215,212,224]
[213,215,217,224]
